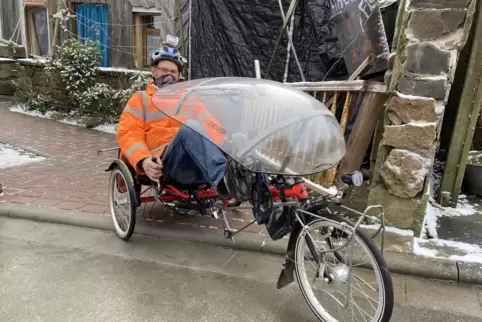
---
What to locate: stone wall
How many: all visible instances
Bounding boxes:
[0,58,150,96]
[369,0,476,234]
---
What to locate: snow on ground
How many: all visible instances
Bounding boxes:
[93,123,117,134]
[0,143,46,169]
[423,201,439,238]
[414,237,482,264]
[9,104,117,135]
[360,224,414,237]
[422,193,477,239]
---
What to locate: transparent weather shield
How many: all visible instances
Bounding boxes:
[151,77,346,176]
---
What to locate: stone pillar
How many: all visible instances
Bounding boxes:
[368,0,476,235]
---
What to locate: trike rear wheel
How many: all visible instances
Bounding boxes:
[108,165,137,241]
[294,205,394,322]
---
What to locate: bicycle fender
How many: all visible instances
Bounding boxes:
[276,219,302,289]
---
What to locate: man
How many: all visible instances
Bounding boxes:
[117,44,246,200]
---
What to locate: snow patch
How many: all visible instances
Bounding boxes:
[9,104,54,119]
[422,201,439,238]
[414,237,482,263]
[407,121,437,127]
[413,239,438,257]
[453,197,477,216]
[423,197,477,235]
[417,75,447,81]
[9,104,117,135]
[360,224,414,237]
[434,197,477,217]
[16,57,50,64]
[99,66,150,75]
[435,101,445,115]
[0,143,46,169]
[395,91,435,102]
[93,124,118,135]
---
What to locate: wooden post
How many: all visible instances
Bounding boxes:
[51,0,62,58]
[335,92,388,185]
[331,92,338,114]
[439,0,482,206]
[133,14,143,69]
[339,92,353,132]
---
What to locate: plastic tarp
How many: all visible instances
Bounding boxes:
[329,0,391,77]
[189,0,348,82]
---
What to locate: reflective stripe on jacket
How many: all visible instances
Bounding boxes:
[117,80,227,173]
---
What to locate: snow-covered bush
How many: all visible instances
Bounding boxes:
[55,38,101,94]
[13,37,150,122]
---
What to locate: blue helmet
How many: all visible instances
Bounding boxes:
[151,45,183,69]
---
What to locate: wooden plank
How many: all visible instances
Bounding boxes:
[287,80,366,92]
[24,1,47,6]
[133,14,143,68]
[121,0,133,68]
[323,91,359,187]
[335,92,388,186]
[350,54,377,80]
[109,0,120,66]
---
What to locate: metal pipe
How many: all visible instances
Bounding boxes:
[277,0,305,82]
[264,0,300,79]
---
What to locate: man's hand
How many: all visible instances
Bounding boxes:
[141,157,163,182]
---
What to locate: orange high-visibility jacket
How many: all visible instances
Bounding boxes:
[117,81,227,173]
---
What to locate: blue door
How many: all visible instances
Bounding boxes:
[76,3,110,67]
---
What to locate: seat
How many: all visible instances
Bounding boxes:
[119,152,212,193]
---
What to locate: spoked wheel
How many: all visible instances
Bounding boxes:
[108,165,137,241]
[294,205,394,322]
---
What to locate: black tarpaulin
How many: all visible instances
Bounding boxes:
[189,0,348,82]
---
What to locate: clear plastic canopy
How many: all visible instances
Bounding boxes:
[151,77,346,176]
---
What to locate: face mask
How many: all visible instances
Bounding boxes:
[154,74,178,88]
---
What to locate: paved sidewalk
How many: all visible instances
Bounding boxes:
[0,101,259,233]
[2,216,482,322]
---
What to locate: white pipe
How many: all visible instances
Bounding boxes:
[254,59,261,79]
[256,152,338,197]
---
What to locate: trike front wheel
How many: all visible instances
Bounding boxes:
[108,165,137,241]
[294,206,394,322]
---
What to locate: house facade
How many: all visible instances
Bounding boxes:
[0,0,189,69]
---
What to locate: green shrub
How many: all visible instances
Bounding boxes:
[13,37,150,123]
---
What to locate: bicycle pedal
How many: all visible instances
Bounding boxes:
[211,209,219,219]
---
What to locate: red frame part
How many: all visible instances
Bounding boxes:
[138,182,308,204]
[118,152,308,205]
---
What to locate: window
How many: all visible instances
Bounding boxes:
[23,1,51,56]
[132,10,162,69]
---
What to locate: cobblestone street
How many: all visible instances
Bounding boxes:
[0,101,260,233]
